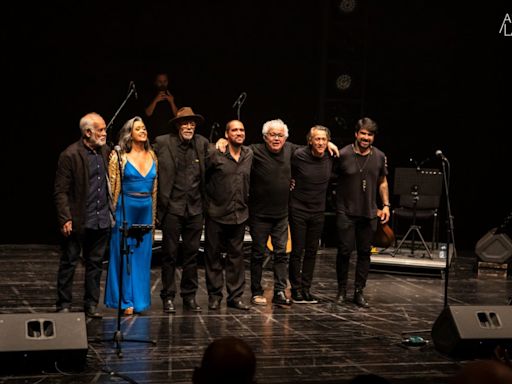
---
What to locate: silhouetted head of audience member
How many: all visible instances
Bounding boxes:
[349,373,391,384]
[450,359,512,384]
[193,336,257,384]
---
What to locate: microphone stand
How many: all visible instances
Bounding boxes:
[108,149,156,358]
[106,83,136,146]
[209,122,220,143]
[440,156,456,308]
[232,92,247,120]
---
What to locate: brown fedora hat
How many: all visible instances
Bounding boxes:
[168,107,204,127]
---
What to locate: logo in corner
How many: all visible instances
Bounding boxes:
[499,13,512,36]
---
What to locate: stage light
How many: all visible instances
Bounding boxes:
[336,74,352,91]
[338,0,356,14]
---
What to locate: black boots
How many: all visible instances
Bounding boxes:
[336,287,347,305]
[336,287,369,308]
[272,291,291,306]
[353,289,369,308]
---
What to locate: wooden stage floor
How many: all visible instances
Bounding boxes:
[0,244,511,383]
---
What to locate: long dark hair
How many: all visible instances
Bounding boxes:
[118,116,150,152]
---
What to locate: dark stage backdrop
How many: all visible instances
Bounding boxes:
[1,1,510,250]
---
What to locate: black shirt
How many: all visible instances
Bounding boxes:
[206,145,253,224]
[84,145,110,229]
[290,147,333,213]
[169,138,202,216]
[334,144,388,219]
[249,142,299,219]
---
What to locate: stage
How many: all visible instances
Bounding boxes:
[370,242,454,277]
[0,244,511,383]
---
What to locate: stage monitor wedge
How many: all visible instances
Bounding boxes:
[0,312,88,373]
[431,305,512,360]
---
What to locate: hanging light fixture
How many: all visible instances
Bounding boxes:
[336,74,352,91]
[338,0,356,14]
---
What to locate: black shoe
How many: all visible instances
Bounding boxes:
[183,297,202,312]
[291,289,307,304]
[353,290,369,308]
[227,300,250,310]
[84,305,103,319]
[56,307,70,313]
[336,288,347,305]
[272,291,291,306]
[302,289,319,304]
[208,296,222,310]
[163,298,176,313]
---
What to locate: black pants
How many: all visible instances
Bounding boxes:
[204,216,246,302]
[56,228,110,310]
[160,212,203,300]
[289,209,325,291]
[249,215,288,296]
[336,211,377,291]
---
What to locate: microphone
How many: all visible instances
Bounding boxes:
[129,81,138,99]
[209,122,220,142]
[232,92,247,108]
[435,150,447,161]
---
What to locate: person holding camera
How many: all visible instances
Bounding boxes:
[144,72,179,140]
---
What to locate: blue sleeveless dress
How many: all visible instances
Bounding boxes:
[104,160,156,313]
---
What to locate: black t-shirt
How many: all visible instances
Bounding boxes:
[249,142,299,219]
[334,144,388,219]
[290,147,333,213]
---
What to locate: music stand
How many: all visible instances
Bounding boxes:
[392,168,442,259]
[111,222,155,357]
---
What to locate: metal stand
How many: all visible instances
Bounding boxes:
[106,81,137,146]
[439,155,456,308]
[112,223,155,357]
[391,167,443,259]
[393,185,433,259]
[232,92,247,120]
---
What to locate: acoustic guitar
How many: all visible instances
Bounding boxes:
[373,210,395,248]
[266,225,292,253]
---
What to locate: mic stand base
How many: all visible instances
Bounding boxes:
[111,329,157,358]
[92,317,157,359]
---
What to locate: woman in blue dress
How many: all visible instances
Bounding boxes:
[105,116,157,315]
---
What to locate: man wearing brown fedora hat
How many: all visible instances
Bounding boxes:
[154,106,209,312]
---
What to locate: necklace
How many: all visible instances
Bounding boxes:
[352,144,372,192]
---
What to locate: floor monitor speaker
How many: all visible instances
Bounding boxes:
[0,312,88,372]
[431,305,512,359]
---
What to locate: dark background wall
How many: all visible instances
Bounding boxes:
[1,1,510,250]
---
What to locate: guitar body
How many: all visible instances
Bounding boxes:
[373,221,395,248]
[372,208,395,248]
[267,225,292,253]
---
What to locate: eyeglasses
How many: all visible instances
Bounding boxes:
[266,133,285,139]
